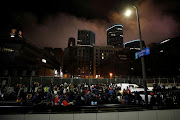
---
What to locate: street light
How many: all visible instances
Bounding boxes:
[42,59,47,76]
[125,6,148,106]
[125,9,132,16]
[109,73,113,78]
[109,73,113,84]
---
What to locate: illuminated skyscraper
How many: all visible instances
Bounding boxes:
[107,24,123,48]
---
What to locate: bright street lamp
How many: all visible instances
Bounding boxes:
[125,9,132,16]
[109,73,113,78]
[125,6,148,106]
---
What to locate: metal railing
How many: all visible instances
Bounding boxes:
[0,77,179,87]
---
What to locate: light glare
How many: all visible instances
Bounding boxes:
[125,9,132,16]
[42,59,46,63]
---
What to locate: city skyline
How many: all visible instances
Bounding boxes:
[0,0,180,49]
[1,1,180,116]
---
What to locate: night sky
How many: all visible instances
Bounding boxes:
[1,0,180,49]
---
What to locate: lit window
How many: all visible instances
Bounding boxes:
[1,48,14,52]
[10,29,16,37]
[18,30,23,38]
[117,28,122,30]
[111,34,116,36]
[102,56,104,59]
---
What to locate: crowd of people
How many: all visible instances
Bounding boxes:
[0,81,180,110]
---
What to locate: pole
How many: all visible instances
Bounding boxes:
[30,77,32,92]
[134,6,148,106]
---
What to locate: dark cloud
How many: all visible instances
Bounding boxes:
[138,0,180,43]
[107,0,180,45]
[2,0,180,49]
[23,13,109,49]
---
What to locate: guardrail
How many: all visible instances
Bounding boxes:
[0,77,179,87]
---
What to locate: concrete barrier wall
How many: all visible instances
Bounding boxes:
[1,109,180,120]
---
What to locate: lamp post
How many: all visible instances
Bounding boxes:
[109,73,113,84]
[125,6,148,106]
[42,59,47,77]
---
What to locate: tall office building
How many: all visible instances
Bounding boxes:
[107,24,123,48]
[63,46,93,78]
[144,37,180,77]
[63,46,78,76]
[76,46,93,77]
[0,36,62,77]
[93,46,126,77]
[77,30,95,46]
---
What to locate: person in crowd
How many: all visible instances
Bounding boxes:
[16,96,22,105]
[109,87,113,96]
[3,78,180,112]
[44,86,48,97]
[54,94,60,105]
[33,92,40,105]
[150,93,156,109]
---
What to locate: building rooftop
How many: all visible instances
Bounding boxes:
[106,24,123,31]
[124,39,140,45]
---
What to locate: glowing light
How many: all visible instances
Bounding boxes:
[18,30,23,38]
[1,48,14,52]
[124,39,140,45]
[125,9,132,16]
[130,48,141,50]
[160,39,170,44]
[111,34,116,36]
[109,73,113,78]
[117,28,122,30]
[54,70,58,75]
[106,24,123,31]
[96,75,100,78]
[42,59,46,63]
[10,29,16,37]
[102,53,104,59]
